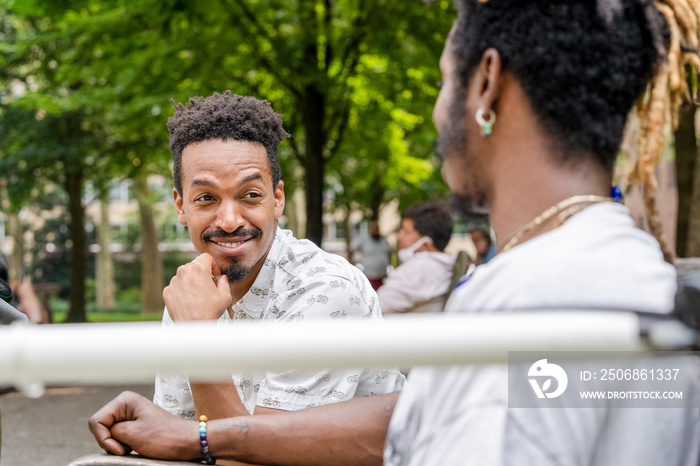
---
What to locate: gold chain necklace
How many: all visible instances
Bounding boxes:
[498,194,612,253]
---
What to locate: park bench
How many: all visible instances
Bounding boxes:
[67,454,204,465]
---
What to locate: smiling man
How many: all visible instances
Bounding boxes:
[155,91,404,421]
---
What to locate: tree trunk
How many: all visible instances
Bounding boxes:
[674,103,697,257]
[302,86,326,246]
[65,170,87,323]
[299,1,326,246]
[96,191,116,309]
[284,185,299,237]
[132,177,164,314]
[0,180,23,282]
[342,206,353,262]
[687,126,700,258]
[7,213,23,283]
[370,173,385,221]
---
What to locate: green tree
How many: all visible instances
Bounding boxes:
[0,106,98,321]
[1,0,455,322]
[4,0,454,245]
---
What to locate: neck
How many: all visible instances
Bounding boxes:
[227,243,275,304]
[469,73,611,249]
[228,266,261,304]
[416,243,440,254]
[489,153,611,249]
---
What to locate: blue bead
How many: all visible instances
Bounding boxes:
[199,426,206,434]
[200,433,206,440]
[610,185,623,203]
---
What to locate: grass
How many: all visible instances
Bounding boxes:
[51,311,163,323]
[48,298,162,323]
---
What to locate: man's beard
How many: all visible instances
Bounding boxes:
[437,97,489,218]
[446,192,489,224]
[221,259,254,283]
[202,226,263,283]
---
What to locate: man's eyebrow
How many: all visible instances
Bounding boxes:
[242,173,263,183]
[191,178,217,188]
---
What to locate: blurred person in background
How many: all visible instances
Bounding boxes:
[378,201,457,315]
[470,226,496,265]
[0,257,48,324]
[350,219,392,290]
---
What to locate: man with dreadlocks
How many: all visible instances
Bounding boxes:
[90,1,700,464]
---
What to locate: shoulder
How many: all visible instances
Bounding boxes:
[449,203,675,313]
[269,235,376,308]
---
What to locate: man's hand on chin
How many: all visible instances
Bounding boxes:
[163,253,232,321]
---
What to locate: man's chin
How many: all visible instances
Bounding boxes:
[209,254,251,283]
[446,192,490,220]
[221,263,253,283]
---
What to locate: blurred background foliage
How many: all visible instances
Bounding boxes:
[0,0,456,321]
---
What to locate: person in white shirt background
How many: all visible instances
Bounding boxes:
[378,201,456,315]
[349,219,393,291]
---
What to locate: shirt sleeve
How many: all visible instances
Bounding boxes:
[153,306,197,419]
[255,274,391,411]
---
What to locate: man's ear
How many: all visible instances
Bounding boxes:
[173,188,187,226]
[274,181,285,219]
[473,48,503,114]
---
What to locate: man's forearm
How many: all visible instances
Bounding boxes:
[191,381,250,419]
[207,391,400,466]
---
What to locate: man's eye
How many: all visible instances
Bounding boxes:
[245,192,261,199]
[196,194,214,202]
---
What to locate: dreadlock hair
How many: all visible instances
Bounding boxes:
[401,201,454,251]
[167,91,290,195]
[631,0,700,264]
[451,0,700,264]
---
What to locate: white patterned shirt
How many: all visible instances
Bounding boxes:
[154,227,405,418]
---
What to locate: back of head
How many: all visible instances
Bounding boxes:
[450,0,666,170]
[168,91,289,195]
[402,201,454,251]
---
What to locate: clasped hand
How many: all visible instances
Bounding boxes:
[163,253,232,321]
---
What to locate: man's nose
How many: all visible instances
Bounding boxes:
[214,200,244,233]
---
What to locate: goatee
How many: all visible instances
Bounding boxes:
[221,260,254,283]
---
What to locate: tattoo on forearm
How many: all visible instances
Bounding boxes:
[223,419,251,436]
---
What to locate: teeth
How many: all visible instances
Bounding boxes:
[218,240,245,248]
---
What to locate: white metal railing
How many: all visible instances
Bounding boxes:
[0,311,695,397]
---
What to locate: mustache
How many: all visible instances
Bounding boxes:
[202,227,263,242]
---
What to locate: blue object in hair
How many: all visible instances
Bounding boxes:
[611,185,623,203]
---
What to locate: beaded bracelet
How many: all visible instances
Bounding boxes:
[198,415,216,465]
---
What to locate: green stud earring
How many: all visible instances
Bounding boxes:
[476,108,496,137]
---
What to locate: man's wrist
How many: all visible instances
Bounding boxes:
[206,417,252,461]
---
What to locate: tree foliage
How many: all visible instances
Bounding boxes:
[1,0,454,317]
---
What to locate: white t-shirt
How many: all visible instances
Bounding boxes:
[351,236,393,279]
[385,203,699,465]
[154,228,404,418]
[378,251,455,314]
